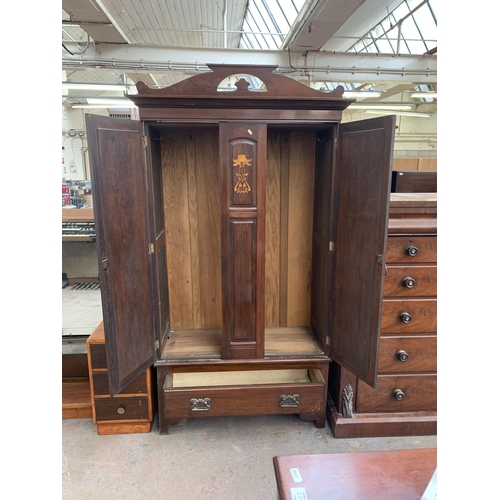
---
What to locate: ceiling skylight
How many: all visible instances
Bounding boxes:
[348,0,436,55]
[239,0,306,50]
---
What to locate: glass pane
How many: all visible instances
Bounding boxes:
[376,38,394,53]
[406,39,427,54]
[393,1,410,22]
[401,16,422,41]
[412,5,437,42]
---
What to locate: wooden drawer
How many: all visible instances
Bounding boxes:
[89,344,107,369]
[94,397,149,421]
[381,299,437,334]
[378,336,437,374]
[383,265,436,297]
[163,369,325,420]
[386,236,436,263]
[92,371,148,396]
[356,375,436,413]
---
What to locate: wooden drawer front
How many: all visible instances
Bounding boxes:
[378,336,437,374]
[94,397,149,421]
[386,236,436,263]
[356,375,436,413]
[383,265,436,297]
[164,383,325,419]
[89,344,107,369]
[92,371,148,396]
[381,299,437,333]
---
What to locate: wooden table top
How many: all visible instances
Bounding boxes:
[273,448,436,500]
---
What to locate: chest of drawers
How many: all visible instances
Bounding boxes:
[327,194,437,438]
[86,323,156,435]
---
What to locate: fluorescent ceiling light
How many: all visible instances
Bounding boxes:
[343,91,382,98]
[349,105,413,110]
[86,98,134,105]
[365,110,431,118]
[72,104,138,109]
[63,82,130,91]
[411,92,437,98]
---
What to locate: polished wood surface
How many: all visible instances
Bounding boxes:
[385,236,437,262]
[378,336,437,373]
[383,265,437,297]
[162,127,222,329]
[162,326,324,360]
[274,448,436,500]
[87,322,155,434]
[392,170,437,193]
[330,116,395,387]
[220,122,266,359]
[356,374,437,412]
[381,298,437,334]
[62,380,92,419]
[62,207,94,222]
[86,114,155,396]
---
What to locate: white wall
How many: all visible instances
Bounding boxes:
[62,106,109,181]
[342,108,437,158]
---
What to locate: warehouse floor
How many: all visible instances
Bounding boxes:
[62,286,437,500]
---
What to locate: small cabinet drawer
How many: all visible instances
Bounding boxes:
[89,344,107,369]
[386,236,437,263]
[381,299,437,334]
[356,375,437,413]
[92,371,148,396]
[383,265,437,297]
[378,336,437,374]
[163,369,325,420]
[94,397,149,421]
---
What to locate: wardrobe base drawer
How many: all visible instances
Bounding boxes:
[356,375,436,413]
[162,369,325,420]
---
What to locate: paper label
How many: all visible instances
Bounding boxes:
[290,468,303,483]
[290,487,308,500]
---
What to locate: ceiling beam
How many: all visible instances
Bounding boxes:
[283,0,366,51]
[62,43,436,84]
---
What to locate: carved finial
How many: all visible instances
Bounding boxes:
[234,78,251,91]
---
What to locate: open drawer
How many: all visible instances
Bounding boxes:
[162,368,326,423]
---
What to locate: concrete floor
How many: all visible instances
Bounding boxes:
[62,285,437,500]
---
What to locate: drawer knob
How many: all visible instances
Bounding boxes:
[116,407,125,415]
[397,350,409,362]
[403,277,416,288]
[406,245,418,257]
[400,312,412,324]
[393,389,406,401]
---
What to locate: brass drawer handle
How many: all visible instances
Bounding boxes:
[279,394,300,408]
[400,312,412,324]
[406,245,418,257]
[403,277,415,288]
[116,407,125,415]
[397,350,409,362]
[393,389,405,401]
[190,398,211,412]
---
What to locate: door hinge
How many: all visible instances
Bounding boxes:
[329,241,334,252]
[334,137,339,150]
[155,340,160,349]
[142,136,148,147]
[376,253,384,265]
[326,337,331,346]
[149,243,155,254]
[101,258,108,270]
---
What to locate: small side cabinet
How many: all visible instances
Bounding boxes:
[86,323,156,435]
